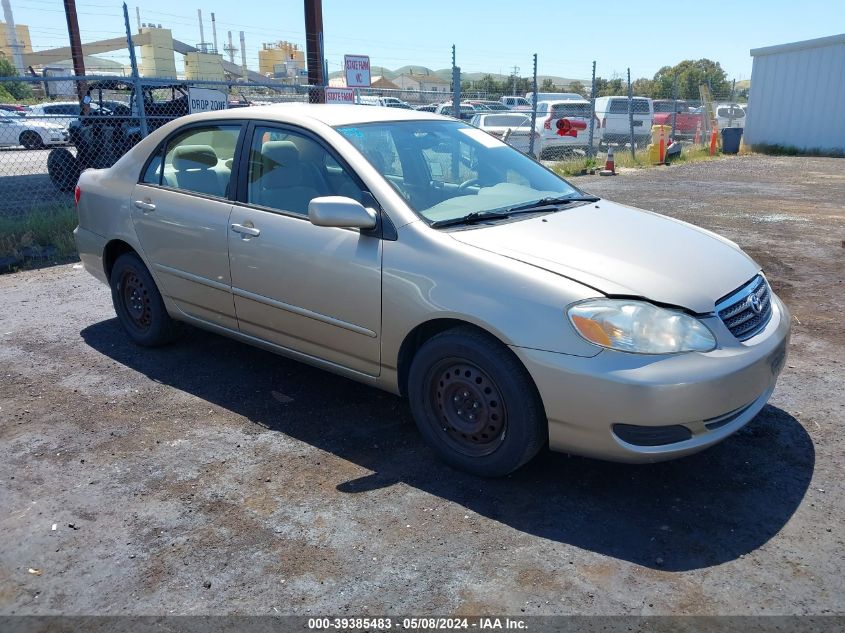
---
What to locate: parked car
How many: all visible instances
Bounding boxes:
[0,103,27,115]
[652,100,703,138]
[0,109,68,149]
[358,95,411,109]
[470,112,534,153]
[434,102,476,120]
[593,96,654,146]
[499,96,531,110]
[75,104,789,476]
[26,101,94,129]
[415,103,439,112]
[715,103,746,129]
[533,99,599,158]
[466,100,509,112]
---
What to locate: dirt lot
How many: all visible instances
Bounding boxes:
[1,155,843,616]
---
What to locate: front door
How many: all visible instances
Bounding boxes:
[132,123,242,329]
[227,124,382,376]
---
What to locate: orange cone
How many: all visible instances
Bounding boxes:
[709,127,718,156]
[600,146,616,176]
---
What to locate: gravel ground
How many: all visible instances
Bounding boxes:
[0,155,843,616]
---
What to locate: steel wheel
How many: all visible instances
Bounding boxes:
[120,269,152,332]
[427,358,507,457]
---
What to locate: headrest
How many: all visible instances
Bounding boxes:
[261,141,300,169]
[172,144,218,170]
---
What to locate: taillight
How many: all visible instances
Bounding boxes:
[74,185,81,206]
[543,116,552,130]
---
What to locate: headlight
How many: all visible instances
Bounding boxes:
[567,299,716,354]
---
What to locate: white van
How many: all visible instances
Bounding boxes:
[593,96,654,146]
[358,95,411,108]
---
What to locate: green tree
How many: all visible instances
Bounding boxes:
[540,78,556,91]
[652,59,729,100]
[567,80,587,96]
[0,55,33,100]
[631,77,654,96]
[594,77,624,97]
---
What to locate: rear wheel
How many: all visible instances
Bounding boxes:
[20,131,44,150]
[110,252,183,347]
[408,327,546,477]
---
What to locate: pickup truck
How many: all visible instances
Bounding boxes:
[653,100,703,138]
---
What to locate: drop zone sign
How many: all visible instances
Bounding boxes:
[325,87,355,105]
[188,87,228,114]
[344,54,371,88]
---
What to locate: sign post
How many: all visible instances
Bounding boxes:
[344,54,371,88]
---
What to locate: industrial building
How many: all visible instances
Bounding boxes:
[745,33,845,154]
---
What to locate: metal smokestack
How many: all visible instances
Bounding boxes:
[197,9,205,48]
[135,6,141,32]
[226,30,235,64]
[211,12,218,54]
[1,0,25,74]
[239,30,247,77]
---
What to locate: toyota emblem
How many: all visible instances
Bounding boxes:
[748,294,763,314]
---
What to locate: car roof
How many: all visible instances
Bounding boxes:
[538,99,590,106]
[187,103,443,126]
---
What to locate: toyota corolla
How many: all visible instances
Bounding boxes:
[74,104,790,476]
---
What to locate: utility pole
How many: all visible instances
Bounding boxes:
[304,0,325,102]
[62,0,87,103]
[627,67,635,159]
[511,64,519,96]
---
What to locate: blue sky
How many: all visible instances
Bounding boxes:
[8,0,844,81]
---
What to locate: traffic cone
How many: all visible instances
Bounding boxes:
[709,127,718,156]
[694,120,701,145]
[600,146,616,176]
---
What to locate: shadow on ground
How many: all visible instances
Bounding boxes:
[82,319,814,572]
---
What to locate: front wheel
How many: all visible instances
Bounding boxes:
[110,252,183,347]
[408,327,546,477]
[20,131,44,150]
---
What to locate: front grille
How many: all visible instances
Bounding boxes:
[716,275,773,341]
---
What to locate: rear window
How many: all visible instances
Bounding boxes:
[608,98,650,114]
[717,106,745,119]
[551,103,591,118]
[482,114,530,127]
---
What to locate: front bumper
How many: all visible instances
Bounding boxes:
[511,293,791,463]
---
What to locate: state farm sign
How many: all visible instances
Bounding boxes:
[325,87,355,105]
[344,54,371,88]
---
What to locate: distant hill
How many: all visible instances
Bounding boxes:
[329,64,587,86]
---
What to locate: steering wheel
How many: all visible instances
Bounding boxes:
[458,178,479,191]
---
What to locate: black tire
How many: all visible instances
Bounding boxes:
[47,148,80,191]
[19,130,44,150]
[408,326,546,477]
[110,252,183,347]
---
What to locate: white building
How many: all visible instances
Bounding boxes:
[394,73,450,93]
[744,33,845,154]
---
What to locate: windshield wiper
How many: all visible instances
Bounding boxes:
[429,210,511,228]
[505,195,600,214]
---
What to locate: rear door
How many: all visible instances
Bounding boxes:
[131,122,243,329]
[227,123,382,376]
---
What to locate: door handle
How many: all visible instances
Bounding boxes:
[231,223,260,237]
[133,200,156,212]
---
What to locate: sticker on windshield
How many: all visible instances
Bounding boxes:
[458,127,504,148]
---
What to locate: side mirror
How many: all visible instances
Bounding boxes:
[308,196,377,230]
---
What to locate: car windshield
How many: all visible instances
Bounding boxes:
[336,120,580,224]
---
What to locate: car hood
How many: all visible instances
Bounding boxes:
[448,199,760,314]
